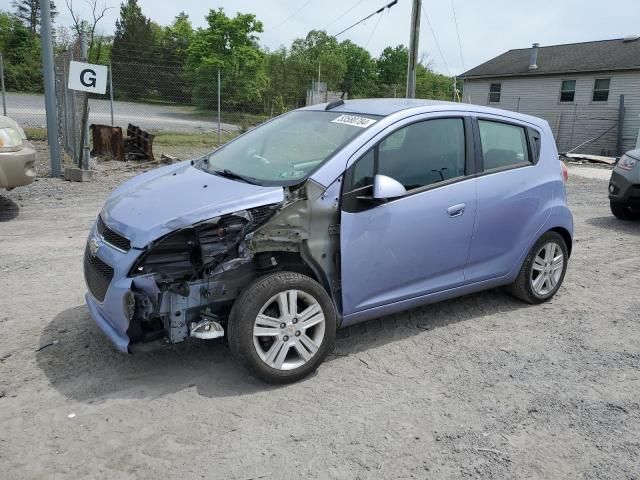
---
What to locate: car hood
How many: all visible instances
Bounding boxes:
[100,161,284,248]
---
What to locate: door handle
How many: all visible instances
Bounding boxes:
[447,203,466,218]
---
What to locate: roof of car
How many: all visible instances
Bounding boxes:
[301,98,547,128]
[302,98,456,117]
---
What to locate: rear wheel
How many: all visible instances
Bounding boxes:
[227,272,336,384]
[610,200,640,221]
[508,232,568,304]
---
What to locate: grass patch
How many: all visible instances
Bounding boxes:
[153,131,237,148]
[24,127,48,141]
[194,110,269,127]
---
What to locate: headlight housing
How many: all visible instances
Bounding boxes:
[0,127,24,152]
[129,211,251,280]
[616,154,638,171]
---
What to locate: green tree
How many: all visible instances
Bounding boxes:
[111,0,158,99]
[376,45,408,96]
[185,8,266,111]
[415,65,453,100]
[164,12,192,62]
[11,0,57,34]
[290,30,346,91]
[339,40,375,98]
[0,11,42,92]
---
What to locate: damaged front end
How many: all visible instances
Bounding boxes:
[98,179,342,352]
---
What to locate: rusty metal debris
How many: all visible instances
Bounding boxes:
[126,124,155,161]
[91,124,125,160]
[90,123,155,161]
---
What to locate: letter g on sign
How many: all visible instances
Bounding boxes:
[80,69,97,88]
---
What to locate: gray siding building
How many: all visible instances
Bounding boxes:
[459,38,640,156]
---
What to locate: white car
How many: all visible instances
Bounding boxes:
[0,115,36,190]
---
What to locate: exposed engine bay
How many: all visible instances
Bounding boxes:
[124,178,342,349]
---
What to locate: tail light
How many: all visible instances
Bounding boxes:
[560,162,569,183]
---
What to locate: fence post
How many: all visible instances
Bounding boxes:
[109,62,114,127]
[217,69,221,145]
[78,29,90,169]
[61,58,68,152]
[617,94,625,157]
[0,53,6,117]
[38,0,61,177]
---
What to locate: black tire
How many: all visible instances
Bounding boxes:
[227,271,337,384]
[508,231,569,304]
[610,200,640,221]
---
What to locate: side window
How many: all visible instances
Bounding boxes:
[478,120,530,171]
[346,148,374,191]
[378,118,466,190]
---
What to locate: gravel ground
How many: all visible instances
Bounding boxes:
[1,144,639,479]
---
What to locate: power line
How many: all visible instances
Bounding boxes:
[450,0,465,71]
[323,0,367,30]
[333,0,398,38]
[265,0,314,32]
[420,5,450,74]
[365,10,384,48]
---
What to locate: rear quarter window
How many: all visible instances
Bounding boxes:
[478,120,531,171]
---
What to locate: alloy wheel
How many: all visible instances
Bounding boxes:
[252,289,326,371]
[530,241,564,296]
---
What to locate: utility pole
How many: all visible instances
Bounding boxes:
[39,0,61,177]
[406,0,421,98]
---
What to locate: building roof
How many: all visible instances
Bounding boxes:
[459,37,640,79]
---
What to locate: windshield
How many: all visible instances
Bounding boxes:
[198,110,381,186]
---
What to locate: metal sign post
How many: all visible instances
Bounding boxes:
[109,62,114,126]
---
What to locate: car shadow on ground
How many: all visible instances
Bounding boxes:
[0,195,20,222]
[37,289,531,403]
[585,215,640,234]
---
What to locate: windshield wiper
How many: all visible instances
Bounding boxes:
[212,169,260,185]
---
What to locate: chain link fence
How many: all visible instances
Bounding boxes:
[54,38,84,162]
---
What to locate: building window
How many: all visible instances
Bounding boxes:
[592,79,610,102]
[560,80,576,102]
[489,83,501,103]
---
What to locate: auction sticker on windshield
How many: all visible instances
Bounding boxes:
[331,114,377,128]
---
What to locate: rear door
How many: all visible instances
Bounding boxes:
[464,115,549,283]
[339,114,477,316]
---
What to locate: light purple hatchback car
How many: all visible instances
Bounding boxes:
[84,99,573,383]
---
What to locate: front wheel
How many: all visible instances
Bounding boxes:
[227,272,336,384]
[508,231,569,304]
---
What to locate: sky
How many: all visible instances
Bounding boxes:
[3,0,638,75]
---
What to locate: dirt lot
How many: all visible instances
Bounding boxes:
[1,145,639,479]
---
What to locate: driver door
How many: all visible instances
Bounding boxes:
[340,115,477,317]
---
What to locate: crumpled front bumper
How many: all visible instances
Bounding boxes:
[84,220,144,353]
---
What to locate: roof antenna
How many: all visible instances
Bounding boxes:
[325,99,344,110]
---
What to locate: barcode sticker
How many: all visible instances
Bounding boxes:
[331,114,377,128]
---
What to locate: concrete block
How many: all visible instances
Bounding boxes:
[65,167,96,182]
